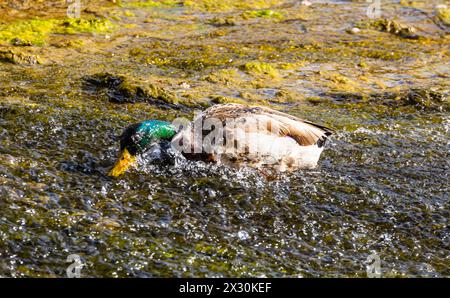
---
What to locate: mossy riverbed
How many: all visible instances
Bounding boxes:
[0,0,449,277]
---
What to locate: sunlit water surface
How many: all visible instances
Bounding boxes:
[0,96,448,277]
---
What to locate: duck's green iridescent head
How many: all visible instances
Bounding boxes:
[109,120,177,177]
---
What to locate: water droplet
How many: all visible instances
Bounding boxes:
[101,185,107,196]
[237,230,249,240]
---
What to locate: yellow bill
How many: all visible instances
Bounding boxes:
[108,148,137,177]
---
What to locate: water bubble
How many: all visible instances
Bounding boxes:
[100,185,108,196]
[237,230,250,241]
[206,188,216,198]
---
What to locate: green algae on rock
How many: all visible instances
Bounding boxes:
[210,95,248,105]
[436,5,450,26]
[0,19,57,46]
[242,61,279,78]
[325,88,449,112]
[400,88,449,111]
[206,16,237,27]
[0,49,40,64]
[366,19,419,39]
[0,17,114,46]
[55,18,115,34]
[183,0,283,12]
[205,68,241,84]
[122,0,181,8]
[242,9,283,19]
[84,72,179,106]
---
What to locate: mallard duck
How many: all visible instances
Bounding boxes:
[109,103,334,177]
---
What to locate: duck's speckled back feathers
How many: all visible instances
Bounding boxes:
[170,103,335,170]
[197,103,334,147]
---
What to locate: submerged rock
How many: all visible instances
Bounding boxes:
[207,16,237,27]
[10,37,32,46]
[436,5,450,26]
[327,88,449,111]
[0,49,40,64]
[84,72,179,105]
[402,88,449,110]
[242,61,279,78]
[370,19,419,39]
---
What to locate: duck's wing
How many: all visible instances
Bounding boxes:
[202,103,334,147]
[257,106,334,146]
